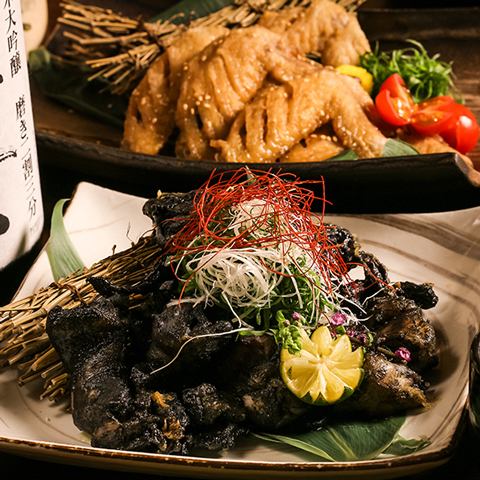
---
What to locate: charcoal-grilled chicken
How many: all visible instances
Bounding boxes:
[147,303,234,386]
[44,192,439,455]
[143,191,196,246]
[368,295,438,372]
[336,352,429,416]
[47,298,191,453]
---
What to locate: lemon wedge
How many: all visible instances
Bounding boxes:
[336,65,374,94]
[280,326,364,405]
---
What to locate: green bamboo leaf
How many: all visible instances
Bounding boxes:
[329,150,359,161]
[383,435,431,455]
[46,199,85,281]
[151,0,234,22]
[254,432,336,461]
[256,416,420,461]
[382,139,419,157]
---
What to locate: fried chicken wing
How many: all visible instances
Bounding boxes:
[399,130,480,185]
[401,131,458,156]
[212,68,387,163]
[175,26,316,160]
[280,130,343,163]
[122,26,228,155]
[259,0,370,66]
[122,54,172,155]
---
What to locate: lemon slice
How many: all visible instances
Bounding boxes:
[336,65,374,94]
[280,326,364,405]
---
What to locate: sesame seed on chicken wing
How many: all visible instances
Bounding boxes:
[259,0,370,66]
[174,26,317,160]
[280,129,344,163]
[212,68,387,163]
[122,26,228,155]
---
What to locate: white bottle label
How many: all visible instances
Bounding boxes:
[0,0,43,269]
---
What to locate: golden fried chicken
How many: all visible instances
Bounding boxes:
[122,26,228,155]
[401,131,459,156]
[212,68,387,163]
[400,130,480,185]
[122,54,171,155]
[259,0,370,66]
[280,130,343,163]
[175,26,316,160]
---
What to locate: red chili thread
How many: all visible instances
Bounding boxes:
[165,168,349,295]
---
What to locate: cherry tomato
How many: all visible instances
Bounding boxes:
[440,103,480,154]
[411,96,455,136]
[374,73,479,153]
[375,74,416,126]
[379,73,410,96]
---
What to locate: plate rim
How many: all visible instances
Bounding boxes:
[37,129,474,179]
[0,182,473,476]
[0,411,463,474]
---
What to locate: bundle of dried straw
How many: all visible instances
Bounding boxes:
[0,236,160,400]
[58,0,365,94]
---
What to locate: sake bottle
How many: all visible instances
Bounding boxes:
[0,0,44,271]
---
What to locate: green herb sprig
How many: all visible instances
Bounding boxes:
[272,310,303,354]
[360,40,454,103]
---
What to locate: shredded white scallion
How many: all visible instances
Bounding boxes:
[172,199,341,326]
[180,247,286,310]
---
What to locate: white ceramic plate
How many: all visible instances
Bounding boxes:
[1,182,480,479]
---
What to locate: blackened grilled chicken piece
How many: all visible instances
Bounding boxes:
[368,295,438,371]
[326,223,359,265]
[93,390,190,454]
[147,304,234,386]
[143,191,195,246]
[71,340,133,437]
[46,297,129,372]
[215,335,310,431]
[213,334,277,384]
[337,250,391,317]
[182,383,246,427]
[88,270,176,299]
[358,251,390,292]
[182,381,249,449]
[191,423,249,451]
[395,281,439,310]
[337,353,428,416]
[46,298,190,454]
[234,359,310,431]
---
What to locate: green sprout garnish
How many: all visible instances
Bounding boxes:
[360,40,455,103]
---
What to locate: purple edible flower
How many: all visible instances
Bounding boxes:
[395,347,411,363]
[291,311,301,321]
[356,333,368,345]
[330,312,347,326]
